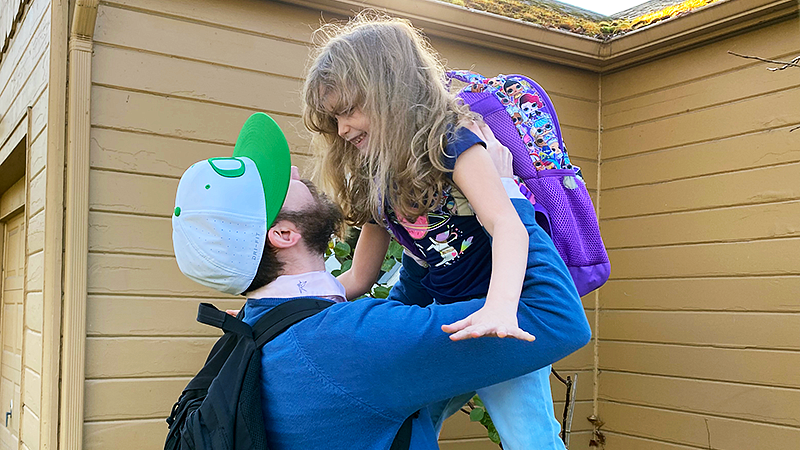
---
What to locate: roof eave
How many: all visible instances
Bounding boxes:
[278,0,799,72]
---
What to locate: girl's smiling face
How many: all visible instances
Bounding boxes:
[335,108,371,151]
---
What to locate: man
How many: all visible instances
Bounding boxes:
[172,113,590,449]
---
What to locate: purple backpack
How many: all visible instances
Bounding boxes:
[446,71,610,296]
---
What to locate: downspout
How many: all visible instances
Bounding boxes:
[588,70,606,449]
[60,1,99,449]
[40,0,69,448]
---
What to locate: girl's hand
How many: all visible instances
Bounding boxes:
[442,305,535,342]
[464,120,514,178]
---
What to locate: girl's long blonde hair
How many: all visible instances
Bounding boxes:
[303,12,474,226]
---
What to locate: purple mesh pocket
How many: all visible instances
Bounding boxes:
[521,170,610,296]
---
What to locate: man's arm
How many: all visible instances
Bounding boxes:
[295,198,590,420]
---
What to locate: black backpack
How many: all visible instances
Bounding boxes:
[165,298,416,450]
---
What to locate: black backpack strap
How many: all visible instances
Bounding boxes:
[252,298,334,348]
[197,302,252,336]
[389,411,419,450]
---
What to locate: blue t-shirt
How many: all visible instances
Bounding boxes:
[385,127,493,304]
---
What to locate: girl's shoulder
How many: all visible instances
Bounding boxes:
[442,126,485,170]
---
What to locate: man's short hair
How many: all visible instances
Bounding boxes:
[245,180,343,293]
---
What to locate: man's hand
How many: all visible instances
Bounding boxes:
[442,305,535,342]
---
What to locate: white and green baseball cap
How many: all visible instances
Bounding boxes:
[172,113,291,294]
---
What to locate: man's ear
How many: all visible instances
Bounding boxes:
[267,220,302,249]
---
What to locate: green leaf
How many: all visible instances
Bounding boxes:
[340,259,352,273]
[333,241,352,259]
[388,240,404,260]
[487,427,501,444]
[381,258,396,272]
[331,269,342,277]
[469,408,485,422]
[372,285,391,299]
[472,395,484,407]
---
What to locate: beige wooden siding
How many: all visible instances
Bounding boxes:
[86,0,597,448]
[598,15,800,449]
[0,0,52,448]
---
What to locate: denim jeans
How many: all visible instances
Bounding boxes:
[387,254,566,450]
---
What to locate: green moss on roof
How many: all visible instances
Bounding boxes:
[438,0,725,39]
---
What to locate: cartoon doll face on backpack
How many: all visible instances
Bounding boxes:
[503,80,525,100]
[519,93,543,120]
[487,77,504,89]
[511,112,523,127]
[469,83,487,93]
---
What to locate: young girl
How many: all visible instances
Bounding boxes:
[303,13,567,450]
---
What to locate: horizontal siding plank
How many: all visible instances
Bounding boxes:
[22,369,40,417]
[549,95,597,131]
[602,88,800,159]
[89,169,176,216]
[29,87,47,139]
[85,378,188,420]
[601,18,800,102]
[90,85,310,153]
[92,43,304,115]
[26,210,44,254]
[599,401,800,449]
[561,126,598,162]
[601,125,800,189]
[90,127,233,178]
[603,56,800,130]
[28,168,46,216]
[88,212,172,256]
[23,330,41,373]
[600,310,800,350]
[101,0,320,44]
[600,162,800,219]
[29,127,46,177]
[20,406,39,450]
[25,251,43,293]
[84,418,167,450]
[600,371,800,428]
[607,237,800,279]
[554,340,594,371]
[603,431,700,450]
[86,296,241,337]
[87,253,220,297]
[599,341,800,389]
[600,277,800,312]
[85,337,216,378]
[24,292,42,333]
[94,4,312,79]
[601,200,800,248]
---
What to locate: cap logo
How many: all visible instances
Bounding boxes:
[208,157,246,178]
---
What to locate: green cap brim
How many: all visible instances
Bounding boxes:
[232,113,291,228]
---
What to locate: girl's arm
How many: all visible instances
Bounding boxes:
[442,121,533,341]
[337,222,391,300]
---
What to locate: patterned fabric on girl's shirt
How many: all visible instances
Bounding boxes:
[384,126,492,304]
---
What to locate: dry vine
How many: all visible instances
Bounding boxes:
[728,51,800,132]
